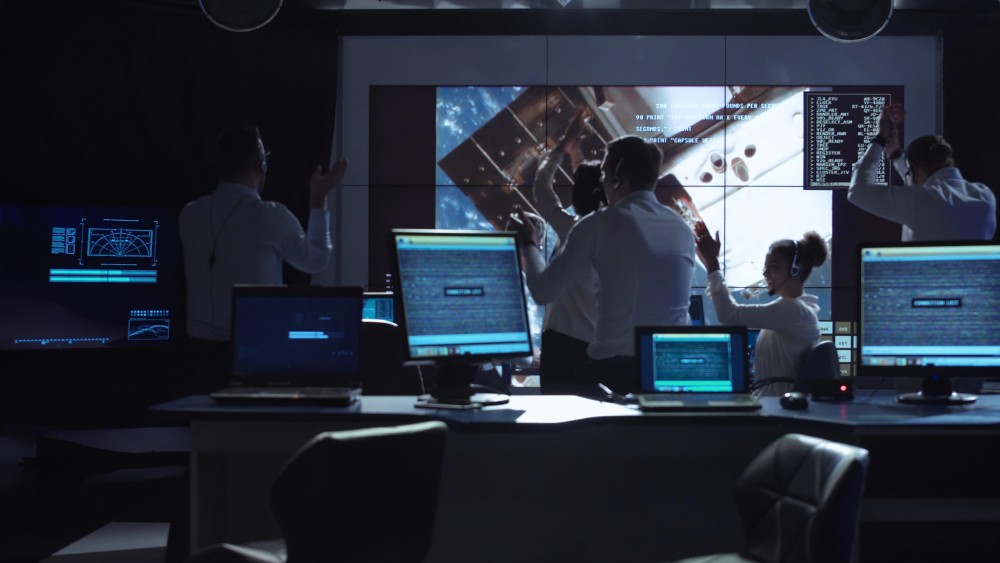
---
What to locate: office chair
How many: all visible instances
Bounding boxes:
[360,319,425,395]
[796,340,840,391]
[750,340,839,396]
[670,433,869,563]
[186,420,449,563]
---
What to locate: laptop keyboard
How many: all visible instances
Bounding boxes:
[211,386,359,405]
[221,387,354,397]
[637,393,761,410]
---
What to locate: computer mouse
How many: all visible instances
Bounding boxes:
[780,391,809,410]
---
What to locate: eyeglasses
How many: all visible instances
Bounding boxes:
[254,127,270,173]
[260,149,271,174]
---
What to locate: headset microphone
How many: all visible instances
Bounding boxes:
[767,277,789,297]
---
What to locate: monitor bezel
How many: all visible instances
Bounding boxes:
[388,228,535,366]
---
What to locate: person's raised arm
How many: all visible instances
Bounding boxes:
[848,104,914,222]
[509,205,580,304]
[533,108,590,238]
[876,103,904,158]
[309,158,349,209]
[694,220,721,274]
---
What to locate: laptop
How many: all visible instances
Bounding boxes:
[210,284,364,406]
[634,325,761,412]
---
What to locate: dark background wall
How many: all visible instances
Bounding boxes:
[1,1,997,425]
[0,1,341,425]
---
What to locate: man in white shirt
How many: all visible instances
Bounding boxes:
[514,135,696,396]
[849,104,996,242]
[178,126,346,390]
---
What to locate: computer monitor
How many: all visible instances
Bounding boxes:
[362,291,395,323]
[388,229,534,406]
[857,241,1000,405]
[0,204,180,350]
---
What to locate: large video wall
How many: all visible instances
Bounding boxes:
[329,35,939,374]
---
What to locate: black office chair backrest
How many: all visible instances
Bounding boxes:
[271,420,449,563]
[795,339,840,392]
[360,318,425,395]
[751,339,840,396]
[735,433,869,563]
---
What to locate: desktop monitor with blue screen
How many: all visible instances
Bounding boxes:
[362,291,395,323]
[389,229,534,406]
[858,241,1000,405]
[0,204,179,350]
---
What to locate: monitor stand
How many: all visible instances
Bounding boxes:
[416,361,509,409]
[896,375,978,405]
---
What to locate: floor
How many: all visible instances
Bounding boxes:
[0,425,188,563]
[42,522,170,563]
[0,373,538,563]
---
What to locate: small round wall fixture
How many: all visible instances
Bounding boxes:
[199,0,283,32]
[808,0,893,43]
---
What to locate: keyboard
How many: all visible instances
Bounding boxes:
[636,393,761,411]
[211,386,359,405]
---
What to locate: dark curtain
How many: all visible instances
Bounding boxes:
[1,1,340,213]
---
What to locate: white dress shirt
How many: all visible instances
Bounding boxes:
[531,148,597,344]
[523,189,695,359]
[705,270,821,397]
[178,183,333,341]
[849,143,997,241]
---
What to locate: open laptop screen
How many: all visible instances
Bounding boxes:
[635,325,750,393]
[230,285,363,387]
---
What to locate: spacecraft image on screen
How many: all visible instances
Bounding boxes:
[367,83,902,355]
[432,84,900,297]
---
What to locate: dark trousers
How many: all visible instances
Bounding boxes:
[539,328,591,396]
[577,355,640,399]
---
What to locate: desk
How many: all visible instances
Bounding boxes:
[152,392,1000,562]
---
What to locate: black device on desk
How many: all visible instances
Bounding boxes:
[389,229,534,409]
[780,391,809,410]
[809,378,854,401]
[858,241,1000,406]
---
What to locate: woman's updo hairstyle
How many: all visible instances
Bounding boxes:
[769,231,828,281]
[906,134,955,175]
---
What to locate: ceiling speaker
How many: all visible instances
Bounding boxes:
[199,0,283,32]
[808,0,893,43]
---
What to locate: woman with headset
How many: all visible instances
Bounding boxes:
[524,107,607,395]
[694,221,828,397]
